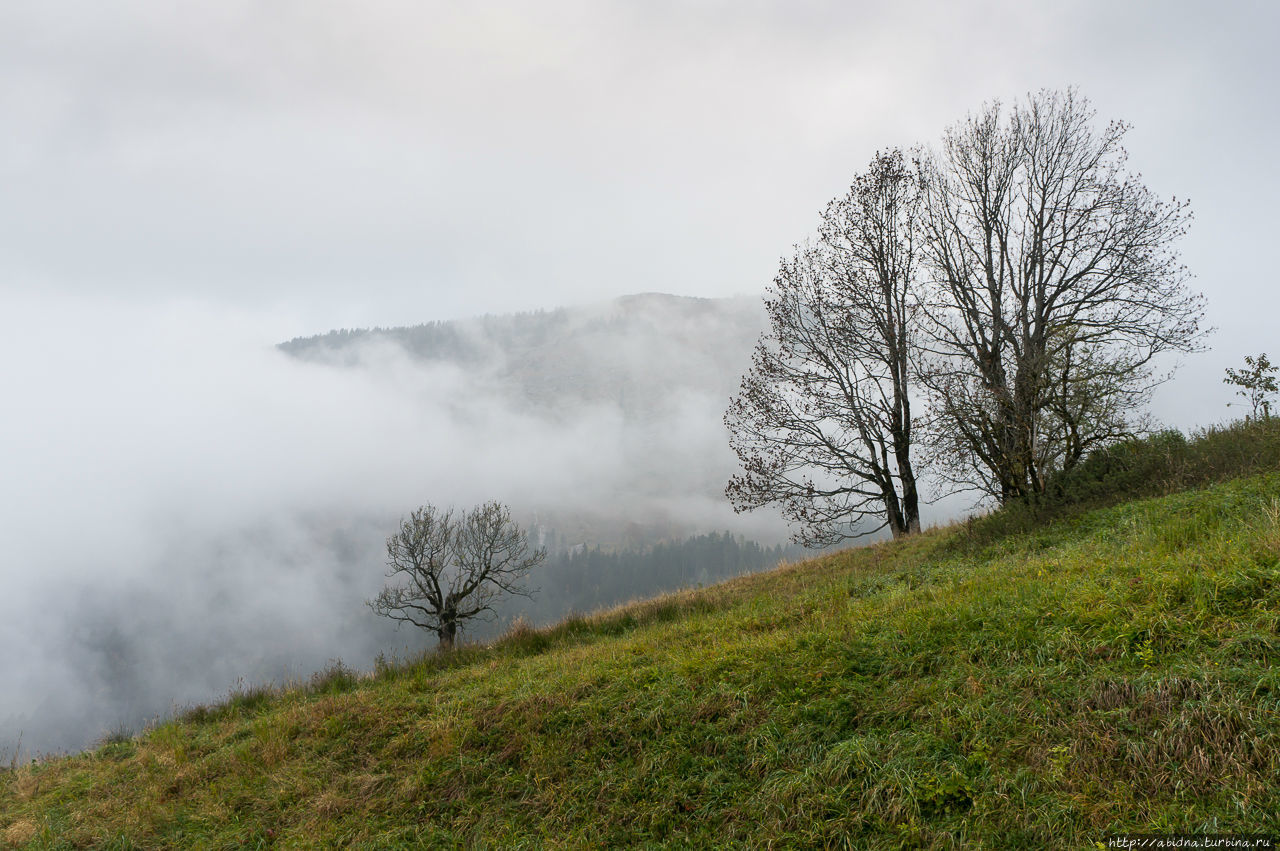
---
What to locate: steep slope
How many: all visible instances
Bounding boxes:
[4,474,1280,848]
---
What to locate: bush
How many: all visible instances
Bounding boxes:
[1046,418,1280,510]
[953,418,1280,550]
[1047,429,1191,506]
[308,660,359,696]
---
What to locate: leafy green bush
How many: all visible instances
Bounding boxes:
[1046,418,1280,509]
[1048,428,1191,506]
[951,418,1280,551]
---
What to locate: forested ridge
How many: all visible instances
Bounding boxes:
[279,293,765,420]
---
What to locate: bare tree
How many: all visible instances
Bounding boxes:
[918,89,1206,502]
[1224,353,1278,420]
[726,150,923,543]
[370,502,544,650]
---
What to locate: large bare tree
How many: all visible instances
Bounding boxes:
[726,150,923,543]
[918,89,1206,502]
[370,501,544,649]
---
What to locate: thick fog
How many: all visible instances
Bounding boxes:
[0,292,795,756]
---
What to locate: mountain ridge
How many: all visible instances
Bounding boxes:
[277,292,766,421]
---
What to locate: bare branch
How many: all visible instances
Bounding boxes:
[918,89,1206,503]
[368,502,545,649]
[726,150,924,543]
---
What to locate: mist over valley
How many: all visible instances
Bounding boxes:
[1,292,810,756]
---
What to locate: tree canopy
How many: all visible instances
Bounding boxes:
[370,502,544,650]
[727,89,1207,543]
[726,150,923,543]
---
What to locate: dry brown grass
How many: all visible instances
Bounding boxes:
[2,819,37,848]
[1262,497,1280,554]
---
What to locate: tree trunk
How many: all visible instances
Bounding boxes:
[437,620,456,651]
[437,593,459,650]
[900,470,921,535]
[884,489,907,539]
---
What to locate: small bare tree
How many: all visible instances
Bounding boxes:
[370,502,544,650]
[726,150,923,543]
[1224,354,1278,420]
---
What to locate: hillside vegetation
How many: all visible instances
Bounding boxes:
[4,423,1280,848]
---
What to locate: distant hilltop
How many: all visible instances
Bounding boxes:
[278,293,767,420]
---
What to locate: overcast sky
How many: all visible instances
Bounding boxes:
[2,1,1275,360]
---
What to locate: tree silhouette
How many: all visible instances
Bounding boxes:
[370,502,543,650]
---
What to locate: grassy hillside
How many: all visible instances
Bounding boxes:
[5,469,1280,847]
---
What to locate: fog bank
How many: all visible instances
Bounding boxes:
[0,292,784,755]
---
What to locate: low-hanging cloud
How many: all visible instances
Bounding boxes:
[0,291,788,755]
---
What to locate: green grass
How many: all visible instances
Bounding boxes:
[4,473,1280,848]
